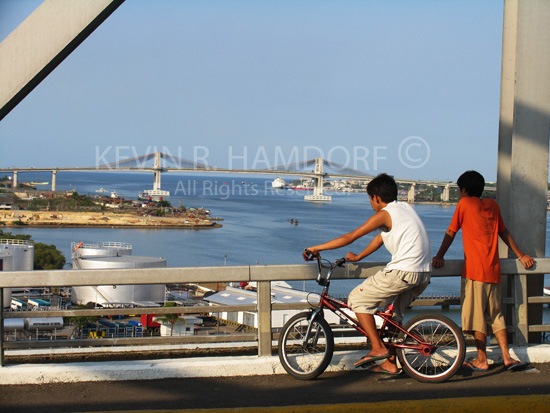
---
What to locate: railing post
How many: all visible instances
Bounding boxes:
[513,274,529,346]
[256,281,272,357]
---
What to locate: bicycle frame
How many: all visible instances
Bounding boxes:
[307,259,434,355]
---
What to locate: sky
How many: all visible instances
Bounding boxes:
[0,0,505,181]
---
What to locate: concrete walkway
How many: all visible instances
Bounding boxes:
[1,344,549,385]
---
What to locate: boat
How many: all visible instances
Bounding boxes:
[95,188,107,193]
[271,177,286,189]
[304,194,332,202]
[544,286,550,296]
[30,181,49,185]
[138,189,170,201]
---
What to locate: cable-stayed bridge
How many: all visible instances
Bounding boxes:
[1,152,462,202]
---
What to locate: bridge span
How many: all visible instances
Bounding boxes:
[1,152,466,202]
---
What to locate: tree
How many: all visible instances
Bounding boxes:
[155,302,186,336]
[34,242,66,269]
[64,303,99,338]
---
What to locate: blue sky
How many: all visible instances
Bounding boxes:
[0,0,504,181]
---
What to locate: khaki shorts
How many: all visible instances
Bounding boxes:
[347,269,430,323]
[461,278,506,335]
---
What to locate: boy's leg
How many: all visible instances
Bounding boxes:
[355,313,399,373]
[494,329,524,367]
[471,331,489,370]
[462,279,490,370]
[356,313,387,355]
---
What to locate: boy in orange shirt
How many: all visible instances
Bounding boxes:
[432,170,534,371]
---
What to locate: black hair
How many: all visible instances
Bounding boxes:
[457,170,485,197]
[366,173,397,203]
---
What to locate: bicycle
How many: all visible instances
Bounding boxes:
[278,255,466,383]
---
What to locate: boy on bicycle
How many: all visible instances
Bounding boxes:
[432,170,533,371]
[304,173,431,374]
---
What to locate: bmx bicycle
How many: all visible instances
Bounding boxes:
[277,254,466,383]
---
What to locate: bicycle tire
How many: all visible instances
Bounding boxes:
[278,311,334,380]
[397,314,465,383]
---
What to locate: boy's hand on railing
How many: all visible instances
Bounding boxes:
[432,256,445,268]
[518,254,534,269]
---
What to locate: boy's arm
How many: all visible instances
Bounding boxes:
[304,210,390,259]
[498,229,535,269]
[346,233,384,262]
[432,228,457,268]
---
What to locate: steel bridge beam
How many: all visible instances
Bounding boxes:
[0,0,125,121]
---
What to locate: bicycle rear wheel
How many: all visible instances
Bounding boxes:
[278,312,334,380]
[397,314,465,383]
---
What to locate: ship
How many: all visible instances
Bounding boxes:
[271,177,286,189]
[138,189,170,201]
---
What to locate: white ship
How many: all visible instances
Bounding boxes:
[138,189,170,201]
[271,177,286,189]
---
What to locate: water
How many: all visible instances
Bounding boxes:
[5,171,550,302]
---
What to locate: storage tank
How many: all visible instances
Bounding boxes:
[71,241,132,260]
[3,318,25,332]
[0,239,34,307]
[24,317,64,331]
[71,243,166,306]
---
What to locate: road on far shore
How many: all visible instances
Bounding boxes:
[1,363,549,412]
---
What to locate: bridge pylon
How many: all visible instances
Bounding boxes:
[304,158,332,202]
[408,183,416,203]
[441,184,451,202]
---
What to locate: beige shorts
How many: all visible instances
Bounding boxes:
[461,278,506,335]
[347,269,430,322]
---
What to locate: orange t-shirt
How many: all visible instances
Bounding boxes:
[449,197,506,284]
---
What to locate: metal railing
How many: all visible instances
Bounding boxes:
[1,258,549,366]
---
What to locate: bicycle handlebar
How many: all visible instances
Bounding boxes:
[304,249,346,267]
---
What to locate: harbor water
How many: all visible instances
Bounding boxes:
[5,171,550,304]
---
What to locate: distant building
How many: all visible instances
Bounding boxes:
[0,197,13,210]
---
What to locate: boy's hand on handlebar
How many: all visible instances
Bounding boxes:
[303,248,319,261]
[345,252,360,262]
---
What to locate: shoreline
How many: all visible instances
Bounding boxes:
[2,222,223,229]
[0,210,222,230]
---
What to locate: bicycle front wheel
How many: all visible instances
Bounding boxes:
[397,314,465,383]
[278,312,334,380]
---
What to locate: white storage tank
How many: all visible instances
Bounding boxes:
[71,243,166,306]
[71,241,132,261]
[3,318,25,332]
[0,252,13,307]
[0,239,34,308]
[24,317,64,331]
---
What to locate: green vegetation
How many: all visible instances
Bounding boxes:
[34,242,66,269]
[154,301,186,336]
[13,191,103,211]
[0,229,66,269]
[64,303,99,336]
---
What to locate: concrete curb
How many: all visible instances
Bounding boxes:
[0,345,548,385]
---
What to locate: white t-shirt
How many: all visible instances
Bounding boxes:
[380,201,432,272]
